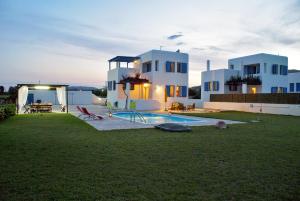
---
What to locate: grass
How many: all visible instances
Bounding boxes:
[0,112,300,201]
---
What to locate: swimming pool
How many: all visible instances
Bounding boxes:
[112,112,206,124]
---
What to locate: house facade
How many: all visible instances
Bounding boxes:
[107,50,189,110]
[202,53,300,101]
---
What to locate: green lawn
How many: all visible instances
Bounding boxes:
[0,112,299,201]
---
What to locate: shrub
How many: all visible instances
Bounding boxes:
[0,104,16,121]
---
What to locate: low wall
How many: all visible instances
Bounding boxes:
[204,102,300,116]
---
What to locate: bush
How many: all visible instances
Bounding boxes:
[0,104,16,121]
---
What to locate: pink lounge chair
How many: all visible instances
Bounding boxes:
[81,107,104,120]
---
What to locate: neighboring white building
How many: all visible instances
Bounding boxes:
[201,53,300,101]
[288,71,300,93]
[107,50,189,110]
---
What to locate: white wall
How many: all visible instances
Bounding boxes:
[201,69,239,102]
[106,50,189,110]
[28,90,93,105]
[204,102,300,116]
[288,72,300,92]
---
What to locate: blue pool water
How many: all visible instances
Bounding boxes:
[112,112,205,124]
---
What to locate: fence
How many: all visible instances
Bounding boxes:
[210,93,300,104]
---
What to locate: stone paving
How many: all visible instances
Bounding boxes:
[69,105,242,131]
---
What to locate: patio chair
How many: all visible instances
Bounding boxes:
[76,106,84,117]
[24,105,31,114]
[187,103,196,111]
[81,107,104,120]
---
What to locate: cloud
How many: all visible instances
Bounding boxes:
[167,33,183,40]
[176,42,185,46]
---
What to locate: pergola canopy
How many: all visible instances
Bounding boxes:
[17,83,69,114]
[108,56,140,63]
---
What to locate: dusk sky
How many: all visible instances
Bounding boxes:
[1,0,300,88]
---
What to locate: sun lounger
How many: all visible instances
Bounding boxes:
[81,107,104,120]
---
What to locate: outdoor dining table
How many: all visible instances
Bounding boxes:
[29,103,53,113]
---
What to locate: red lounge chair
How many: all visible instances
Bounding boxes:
[81,107,104,120]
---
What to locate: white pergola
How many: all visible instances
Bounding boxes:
[17,84,69,114]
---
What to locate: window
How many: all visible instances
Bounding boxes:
[297,83,300,92]
[166,61,175,72]
[280,65,288,75]
[271,87,277,93]
[244,64,260,75]
[177,62,187,73]
[107,81,112,91]
[229,64,234,70]
[155,60,159,71]
[142,61,152,73]
[204,81,219,91]
[166,85,175,97]
[290,83,294,92]
[272,64,278,74]
[271,87,287,93]
[113,81,116,90]
[176,86,187,97]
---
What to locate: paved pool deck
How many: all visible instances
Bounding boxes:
[69,105,242,131]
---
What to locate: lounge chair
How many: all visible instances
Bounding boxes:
[81,107,104,120]
[76,106,84,117]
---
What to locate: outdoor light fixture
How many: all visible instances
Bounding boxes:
[143,83,150,87]
[34,86,50,90]
[109,112,112,118]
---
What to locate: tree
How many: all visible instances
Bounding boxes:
[119,73,149,110]
[0,86,4,94]
[92,87,107,97]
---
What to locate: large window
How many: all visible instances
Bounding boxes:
[204,81,219,91]
[280,65,288,75]
[272,64,278,74]
[177,62,187,73]
[166,61,176,72]
[166,85,175,97]
[142,61,152,73]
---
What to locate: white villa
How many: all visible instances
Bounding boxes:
[201,53,300,101]
[107,50,190,110]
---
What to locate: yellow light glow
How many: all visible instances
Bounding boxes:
[251,87,256,94]
[143,83,150,87]
[155,85,162,93]
[34,86,50,90]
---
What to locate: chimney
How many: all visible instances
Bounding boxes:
[206,60,210,71]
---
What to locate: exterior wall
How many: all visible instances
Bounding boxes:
[201,69,239,102]
[107,67,137,106]
[228,53,288,93]
[204,102,300,116]
[28,90,93,105]
[288,72,300,93]
[138,50,189,109]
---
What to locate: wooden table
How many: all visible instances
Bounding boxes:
[29,104,52,113]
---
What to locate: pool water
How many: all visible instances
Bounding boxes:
[112,112,205,124]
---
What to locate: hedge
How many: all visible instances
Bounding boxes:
[0,104,16,121]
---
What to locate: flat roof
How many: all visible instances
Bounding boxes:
[17,84,69,88]
[108,56,140,63]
